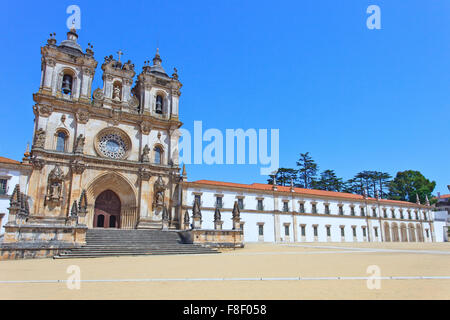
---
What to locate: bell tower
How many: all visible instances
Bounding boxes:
[134,49,182,119]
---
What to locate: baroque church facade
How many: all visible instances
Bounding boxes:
[27,28,183,231]
[0,28,446,259]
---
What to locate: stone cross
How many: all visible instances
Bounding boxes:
[117,50,123,63]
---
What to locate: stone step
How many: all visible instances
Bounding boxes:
[53,229,218,259]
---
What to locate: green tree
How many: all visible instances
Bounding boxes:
[388,170,436,204]
[314,170,344,192]
[296,152,318,189]
[343,177,364,195]
[373,171,392,198]
[267,168,298,186]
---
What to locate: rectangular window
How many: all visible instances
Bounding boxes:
[313,225,318,237]
[351,207,355,216]
[341,227,345,237]
[339,206,344,215]
[426,229,429,238]
[372,208,377,217]
[257,199,264,211]
[283,202,289,212]
[423,213,427,221]
[383,209,387,218]
[299,203,305,213]
[360,207,365,216]
[408,211,412,220]
[352,227,357,237]
[284,225,290,236]
[362,227,367,237]
[0,179,7,195]
[400,211,404,219]
[238,198,244,210]
[415,212,418,220]
[391,209,395,219]
[374,227,378,237]
[312,204,317,214]
[215,196,223,208]
[258,224,264,236]
[301,225,306,236]
[325,204,330,215]
[326,226,331,237]
[194,194,201,205]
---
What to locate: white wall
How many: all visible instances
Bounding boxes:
[0,169,21,234]
[185,185,445,243]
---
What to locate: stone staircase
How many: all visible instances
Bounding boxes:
[54,229,219,259]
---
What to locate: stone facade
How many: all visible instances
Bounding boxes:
[0,28,189,259]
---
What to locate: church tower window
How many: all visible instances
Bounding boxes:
[56,131,67,152]
[154,146,162,164]
[156,95,163,114]
[62,74,73,95]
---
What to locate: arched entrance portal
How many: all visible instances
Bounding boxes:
[94,190,121,228]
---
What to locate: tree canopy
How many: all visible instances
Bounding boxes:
[267,153,436,204]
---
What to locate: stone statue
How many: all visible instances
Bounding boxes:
[113,85,121,101]
[34,128,46,149]
[155,191,164,206]
[141,144,150,163]
[75,134,85,153]
[122,60,135,71]
[153,176,166,208]
[46,165,64,205]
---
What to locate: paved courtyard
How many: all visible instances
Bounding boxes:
[0,242,449,299]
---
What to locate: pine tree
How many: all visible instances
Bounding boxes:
[296,152,318,189]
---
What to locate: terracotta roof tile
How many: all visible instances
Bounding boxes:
[0,156,21,165]
[190,180,420,206]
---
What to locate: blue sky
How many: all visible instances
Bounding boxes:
[0,0,449,194]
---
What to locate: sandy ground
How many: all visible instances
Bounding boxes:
[0,242,449,299]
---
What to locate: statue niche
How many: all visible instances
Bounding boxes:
[153,176,166,216]
[74,134,85,154]
[33,128,46,149]
[45,164,65,206]
[141,144,150,163]
[112,81,122,102]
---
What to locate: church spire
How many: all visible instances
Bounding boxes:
[153,48,162,66]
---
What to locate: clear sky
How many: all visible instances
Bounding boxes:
[0,0,449,195]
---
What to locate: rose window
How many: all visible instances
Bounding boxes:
[95,129,131,159]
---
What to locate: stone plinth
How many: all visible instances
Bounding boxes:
[0,223,87,260]
[178,229,244,248]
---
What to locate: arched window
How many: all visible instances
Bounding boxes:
[56,131,67,152]
[62,74,73,95]
[156,95,163,114]
[154,146,162,164]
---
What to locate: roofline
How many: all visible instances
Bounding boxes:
[186,180,430,209]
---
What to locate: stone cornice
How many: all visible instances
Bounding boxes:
[32,93,183,129]
[41,45,98,69]
[30,149,181,175]
[0,161,33,172]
